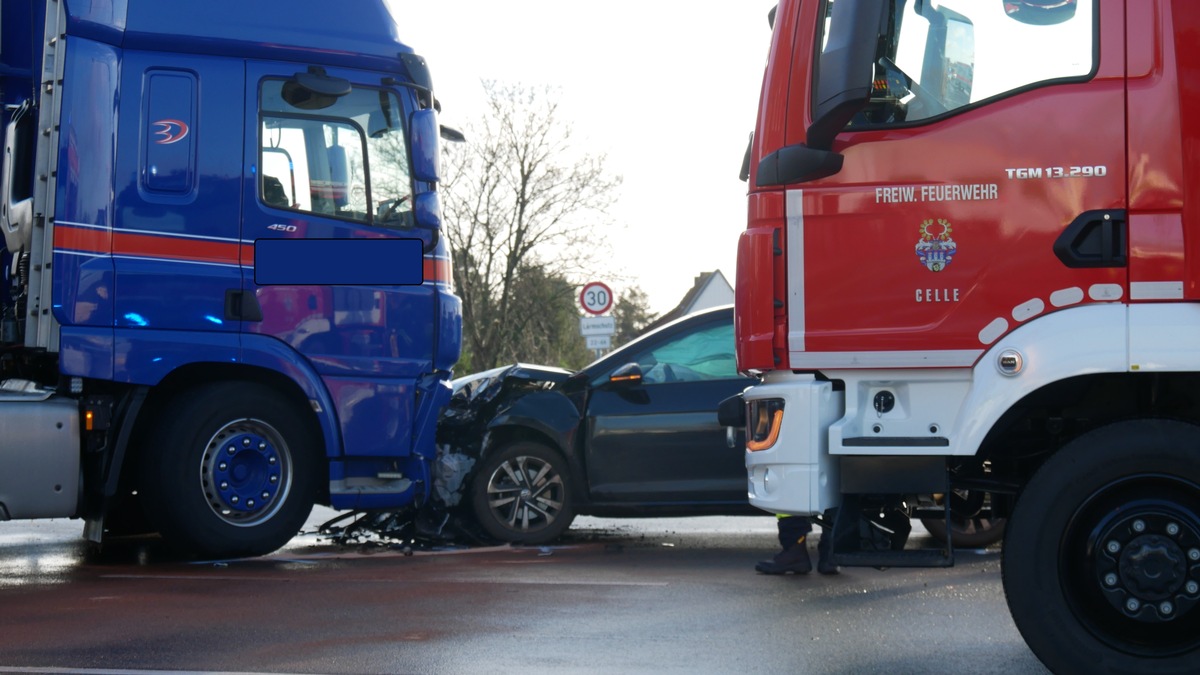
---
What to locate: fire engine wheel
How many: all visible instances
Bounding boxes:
[1003,419,1200,674]
[921,491,1007,548]
[140,383,321,559]
[470,442,575,544]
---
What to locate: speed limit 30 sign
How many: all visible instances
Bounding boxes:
[579,281,614,315]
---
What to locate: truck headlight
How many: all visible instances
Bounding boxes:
[747,399,784,451]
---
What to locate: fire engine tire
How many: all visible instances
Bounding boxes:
[470,441,575,545]
[1002,419,1200,674]
[921,491,1006,548]
[139,382,321,560]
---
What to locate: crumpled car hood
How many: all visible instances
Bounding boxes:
[433,363,575,507]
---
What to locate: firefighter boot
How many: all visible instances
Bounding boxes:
[755,536,813,574]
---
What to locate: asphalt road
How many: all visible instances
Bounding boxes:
[0,510,1049,675]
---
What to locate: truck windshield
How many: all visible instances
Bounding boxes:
[259,80,413,227]
[820,0,1094,128]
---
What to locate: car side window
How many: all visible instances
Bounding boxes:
[628,322,739,384]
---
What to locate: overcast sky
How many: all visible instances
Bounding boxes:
[386,1,778,315]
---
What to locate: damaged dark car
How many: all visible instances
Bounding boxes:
[434,305,762,544]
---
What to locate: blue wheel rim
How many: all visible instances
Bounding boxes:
[200,418,292,527]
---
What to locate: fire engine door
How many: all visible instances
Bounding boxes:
[789,0,1126,368]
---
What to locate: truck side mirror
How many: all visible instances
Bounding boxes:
[440,125,466,143]
[399,53,435,110]
[808,0,888,150]
[410,109,440,183]
[413,191,441,231]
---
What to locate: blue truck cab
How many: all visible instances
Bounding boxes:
[0,0,462,558]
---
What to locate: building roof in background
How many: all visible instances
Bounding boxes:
[641,270,733,335]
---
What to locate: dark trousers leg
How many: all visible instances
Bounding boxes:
[778,516,813,550]
[816,509,834,560]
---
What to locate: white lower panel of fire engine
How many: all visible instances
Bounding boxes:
[824,304,1129,458]
[1127,302,1200,368]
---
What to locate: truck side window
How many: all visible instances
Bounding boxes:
[819,0,1095,129]
[258,80,414,228]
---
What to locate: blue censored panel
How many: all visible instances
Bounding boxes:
[254,239,423,285]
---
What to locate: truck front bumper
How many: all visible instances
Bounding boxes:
[743,374,843,516]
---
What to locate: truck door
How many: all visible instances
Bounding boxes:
[110,55,244,343]
[242,63,435,457]
[785,0,1124,367]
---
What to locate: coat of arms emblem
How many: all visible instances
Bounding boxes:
[915,219,956,272]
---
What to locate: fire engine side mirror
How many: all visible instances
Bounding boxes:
[1003,0,1078,26]
[756,144,844,186]
[808,0,888,150]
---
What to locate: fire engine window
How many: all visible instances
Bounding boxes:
[258,80,413,228]
[819,0,1095,129]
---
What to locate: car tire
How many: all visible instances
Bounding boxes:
[139,382,321,559]
[470,441,575,544]
[1002,419,1200,674]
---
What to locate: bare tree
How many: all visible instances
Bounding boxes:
[444,81,621,372]
[611,287,658,348]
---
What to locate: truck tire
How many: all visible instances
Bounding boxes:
[139,382,321,559]
[470,441,575,544]
[1003,419,1200,674]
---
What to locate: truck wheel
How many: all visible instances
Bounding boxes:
[1003,419,1200,674]
[921,491,1006,548]
[470,442,574,544]
[140,383,320,559]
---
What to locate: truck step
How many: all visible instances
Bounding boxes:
[832,549,954,568]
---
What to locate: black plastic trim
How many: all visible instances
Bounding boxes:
[841,455,947,494]
[843,436,949,447]
[225,289,264,322]
[1053,209,1127,268]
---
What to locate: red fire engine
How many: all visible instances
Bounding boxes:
[730,0,1200,671]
